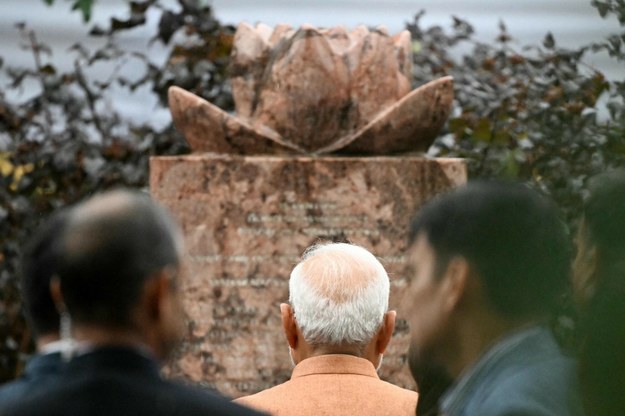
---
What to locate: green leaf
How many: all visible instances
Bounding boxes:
[39,64,56,75]
[502,150,520,178]
[43,0,54,5]
[448,117,468,137]
[543,32,555,49]
[472,118,492,142]
[411,40,422,54]
[591,0,610,18]
[72,0,94,22]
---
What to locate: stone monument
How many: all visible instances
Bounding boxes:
[150,23,466,397]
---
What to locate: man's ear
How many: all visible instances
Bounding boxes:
[441,257,470,312]
[49,275,66,313]
[376,310,396,355]
[144,271,170,322]
[280,303,298,349]
[574,243,599,305]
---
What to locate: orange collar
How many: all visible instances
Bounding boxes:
[292,354,379,379]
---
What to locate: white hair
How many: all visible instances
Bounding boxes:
[289,242,390,346]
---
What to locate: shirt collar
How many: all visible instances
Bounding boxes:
[39,339,75,355]
[292,354,380,379]
[440,326,545,415]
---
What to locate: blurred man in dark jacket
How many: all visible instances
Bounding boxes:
[5,189,263,416]
[0,211,68,408]
[573,169,625,416]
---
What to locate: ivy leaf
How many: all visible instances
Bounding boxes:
[89,25,107,36]
[472,118,492,142]
[111,16,146,32]
[72,0,94,22]
[157,10,182,44]
[592,0,611,18]
[130,0,156,15]
[543,32,555,49]
[39,64,56,75]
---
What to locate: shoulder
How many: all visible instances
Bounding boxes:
[0,378,30,408]
[370,379,419,412]
[234,381,292,413]
[0,354,63,409]
[4,375,264,416]
[466,356,581,416]
[371,378,419,402]
[456,330,583,416]
[131,377,266,415]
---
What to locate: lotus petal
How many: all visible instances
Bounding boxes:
[252,26,351,152]
[315,76,454,155]
[231,22,271,118]
[168,86,304,155]
[393,30,413,94]
[172,24,452,156]
[349,28,412,128]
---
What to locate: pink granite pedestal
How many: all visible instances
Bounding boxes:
[150,154,466,397]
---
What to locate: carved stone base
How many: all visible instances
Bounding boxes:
[150,154,466,397]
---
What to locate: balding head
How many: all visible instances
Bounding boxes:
[289,243,390,347]
[59,189,183,329]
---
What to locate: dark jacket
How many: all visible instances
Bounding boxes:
[2,346,264,416]
[440,327,583,416]
[0,352,63,410]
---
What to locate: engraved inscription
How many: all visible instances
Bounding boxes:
[237,200,380,239]
[151,155,467,397]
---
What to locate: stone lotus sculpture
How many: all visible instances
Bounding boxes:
[168,23,454,155]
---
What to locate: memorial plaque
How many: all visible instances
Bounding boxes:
[150,154,466,397]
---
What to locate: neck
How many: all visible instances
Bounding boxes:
[308,344,363,358]
[446,311,528,379]
[36,333,61,352]
[302,340,382,368]
[72,324,152,353]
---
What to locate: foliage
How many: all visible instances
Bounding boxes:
[0,0,233,383]
[407,2,625,225]
[43,0,95,22]
[1,0,624,384]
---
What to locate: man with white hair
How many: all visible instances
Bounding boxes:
[235,242,418,415]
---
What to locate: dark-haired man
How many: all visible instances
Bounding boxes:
[401,181,582,416]
[0,212,68,407]
[6,189,263,416]
[573,169,625,415]
[573,169,625,305]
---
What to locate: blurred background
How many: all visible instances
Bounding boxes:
[0,0,620,127]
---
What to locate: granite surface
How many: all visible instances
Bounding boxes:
[150,154,467,397]
[169,23,453,156]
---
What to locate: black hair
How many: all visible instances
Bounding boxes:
[578,169,625,415]
[59,190,180,328]
[20,211,69,337]
[578,269,625,416]
[409,180,571,320]
[583,168,625,265]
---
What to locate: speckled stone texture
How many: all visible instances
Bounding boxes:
[150,154,466,398]
[169,23,454,156]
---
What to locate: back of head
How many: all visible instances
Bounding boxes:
[578,169,625,415]
[20,211,69,339]
[583,169,625,267]
[59,189,182,329]
[289,242,390,347]
[409,180,571,320]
